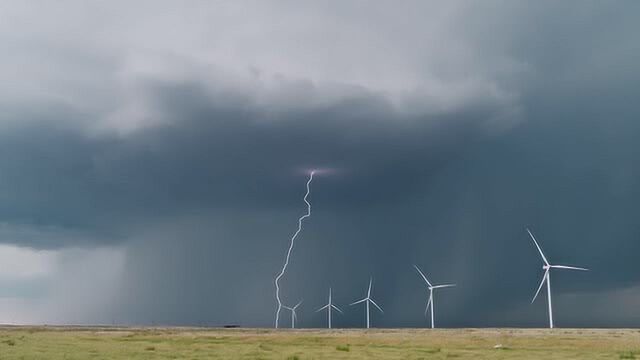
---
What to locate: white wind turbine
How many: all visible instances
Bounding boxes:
[316,288,343,329]
[350,278,383,329]
[413,265,456,328]
[282,300,303,329]
[527,228,589,329]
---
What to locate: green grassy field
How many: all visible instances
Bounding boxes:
[0,327,639,359]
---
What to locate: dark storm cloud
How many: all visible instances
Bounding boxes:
[0,1,639,327]
[0,77,503,248]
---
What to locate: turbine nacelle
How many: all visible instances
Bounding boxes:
[543,264,588,271]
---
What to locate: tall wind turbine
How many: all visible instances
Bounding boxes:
[350,278,383,329]
[316,288,343,329]
[413,265,456,328]
[283,300,303,329]
[527,228,589,328]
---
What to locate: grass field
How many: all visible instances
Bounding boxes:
[0,326,639,359]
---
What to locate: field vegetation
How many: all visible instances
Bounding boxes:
[0,326,639,359]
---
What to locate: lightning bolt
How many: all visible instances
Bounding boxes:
[274,170,315,328]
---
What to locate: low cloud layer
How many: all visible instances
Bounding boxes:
[0,1,639,327]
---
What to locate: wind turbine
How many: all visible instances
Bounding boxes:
[413,265,456,328]
[282,300,303,329]
[316,288,343,329]
[527,228,589,329]
[350,278,383,329]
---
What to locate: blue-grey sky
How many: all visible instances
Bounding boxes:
[0,1,639,327]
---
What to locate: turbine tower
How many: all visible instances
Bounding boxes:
[316,288,343,329]
[282,300,303,329]
[350,278,383,329]
[527,228,589,329]
[413,265,456,329]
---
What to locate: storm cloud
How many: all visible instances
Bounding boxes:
[0,1,639,327]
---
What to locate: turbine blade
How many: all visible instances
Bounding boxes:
[531,270,548,304]
[527,228,550,265]
[350,298,367,306]
[316,304,329,312]
[369,299,383,313]
[551,265,589,271]
[413,265,432,287]
[425,296,432,317]
[368,277,373,296]
[294,300,303,309]
[431,284,456,289]
[331,305,344,314]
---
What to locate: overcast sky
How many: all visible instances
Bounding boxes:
[0,1,639,327]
